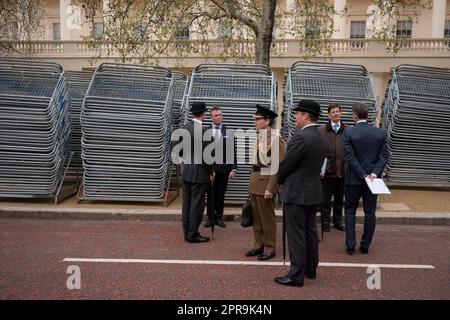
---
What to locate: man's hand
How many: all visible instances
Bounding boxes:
[210,172,216,183]
[228,170,236,180]
[366,174,375,182]
[264,190,274,199]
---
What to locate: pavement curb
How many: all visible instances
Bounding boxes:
[0,207,449,226]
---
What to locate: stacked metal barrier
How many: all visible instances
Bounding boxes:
[382,64,450,187]
[66,70,93,176]
[184,63,278,204]
[80,63,174,201]
[172,71,189,130]
[283,61,377,139]
[0,59,71,198]
[170,71,189,183]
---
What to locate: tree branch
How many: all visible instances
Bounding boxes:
[223,0,259,33]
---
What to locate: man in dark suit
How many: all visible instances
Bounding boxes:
[343,102,388,255]
[180,102,213,243]
[204,106,237,228]
[275,100,328,287]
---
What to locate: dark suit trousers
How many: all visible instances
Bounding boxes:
[321,177,345,226]
[182,181,209,241]
[207,172,229,219]
[284,203,319,283]
[345,184,378,250]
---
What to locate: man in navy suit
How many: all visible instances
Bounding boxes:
[204,106,237,228]
[343,102,388,255]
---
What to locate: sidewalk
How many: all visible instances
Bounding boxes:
[1,187,449,225]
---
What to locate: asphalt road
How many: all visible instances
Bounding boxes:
[0,219,448,300]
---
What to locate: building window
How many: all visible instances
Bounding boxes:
[175,22,190,40]
[217,21,232,39]
[53,23,61,40]
[133,22,150,41]
[445,21,450,38]
[93,22,104,37]
[305,20,321,38]
[350,21,366,39]
[396,20,412,38]
[12,23,19,38]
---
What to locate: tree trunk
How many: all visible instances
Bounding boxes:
[254,0,276,66]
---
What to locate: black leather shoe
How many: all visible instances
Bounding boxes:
[360,246,369,254]
[322,225,331,232]
[203,219,212,228]
[257,252,275,261]
[346,247,355,255]
[274,276,303,287]
[334,224,345,231]
[188,236,210,243]
[215,218,226,228]
[305,273,316,280]
[245,248,264,257]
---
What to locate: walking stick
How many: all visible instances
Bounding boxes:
[321,223,324,241]
[210,177,215,240]
[282,204,286,267]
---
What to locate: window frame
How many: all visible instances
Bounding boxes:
[52,23,61,40]
[350,21,366,39]
[93,22,104,38]
[444,20,450,38]
[175,22,190,40]
[396,20,412,38]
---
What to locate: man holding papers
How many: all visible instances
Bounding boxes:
[343,103,388,255]
[319,104,348,232]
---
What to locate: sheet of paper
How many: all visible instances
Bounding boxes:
[365,177,391,194]
[320,159,327,176]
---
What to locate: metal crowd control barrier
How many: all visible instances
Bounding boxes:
[283,61,377,139]
[66,70,93,178]
[0,59,74,203]
[183,63,278,204]
[169,71,189,186]
[382,64,450,187]
[172,71,189,131]
[79,63,177,204]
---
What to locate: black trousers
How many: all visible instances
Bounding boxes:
[182,181,209,241]
[284,203,319,283]
[345,184,378,250]
[207,172,229,219]
[321,177,345,226]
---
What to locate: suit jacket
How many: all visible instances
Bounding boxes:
[277,125,328,206]
[209,124,237,174]
[180,120,211,184]
[343,122,388,186]
[248,134,286,195]
[319,121,348,178]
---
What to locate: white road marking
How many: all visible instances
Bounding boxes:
[63,258,435,269]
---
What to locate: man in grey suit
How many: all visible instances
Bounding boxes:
[343,102,388,255]
[181,102,213,243]
[275,100,328,287]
